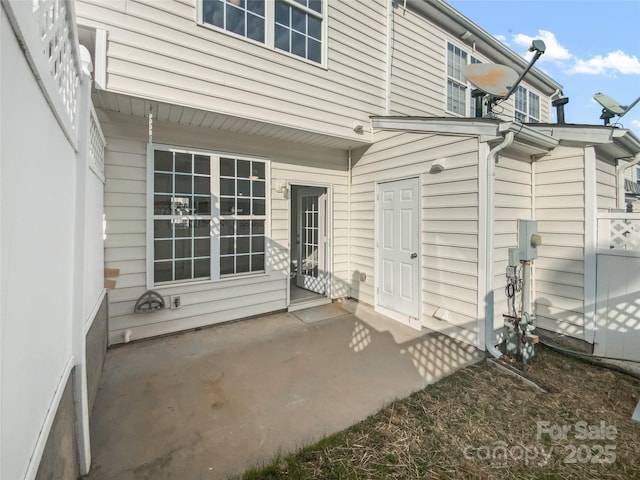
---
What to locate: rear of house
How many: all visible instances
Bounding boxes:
[74,0,562,348]
[7,0,640,478]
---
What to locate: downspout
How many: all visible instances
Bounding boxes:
[348,147,352,298]
[485,132,515,359]
[617,152,640,209]
[385,0,394,115]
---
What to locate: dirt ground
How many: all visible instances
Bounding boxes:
[238,346,640,480]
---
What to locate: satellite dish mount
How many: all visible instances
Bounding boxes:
[593,92,640,126]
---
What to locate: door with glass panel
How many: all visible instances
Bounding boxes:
[296,187,326,294]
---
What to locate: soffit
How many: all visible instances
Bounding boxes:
[92,90,372,151]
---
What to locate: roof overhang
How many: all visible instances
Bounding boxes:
[530,124,640,160]
[92,90,372,151]
[406,0,563,96]
[371,116,558,157]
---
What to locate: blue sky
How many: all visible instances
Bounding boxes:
[447,0,640,136]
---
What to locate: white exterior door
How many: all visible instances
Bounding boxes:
[377,178,420,323]
[296,187,326,294]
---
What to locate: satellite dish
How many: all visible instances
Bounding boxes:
[461,40,546,116]
[593,92,640,125]
[462,63,519,98]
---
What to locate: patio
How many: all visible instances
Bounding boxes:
[86,301,483,479]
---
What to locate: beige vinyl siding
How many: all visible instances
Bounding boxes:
[389,4,553,121]
[76,0,386,141]
[390,6,445,116]
[100,110,348,344]
[493,154,532,327]
[596,156,617,211]
[534,147,586,339]
[351,130,479,346]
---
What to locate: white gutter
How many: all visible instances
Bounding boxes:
[617,151,640,209]
[385,0,394,115]
[485,132,515,359]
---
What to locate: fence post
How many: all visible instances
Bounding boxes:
[71,47,94,476]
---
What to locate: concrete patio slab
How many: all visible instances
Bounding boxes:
[85,301,483,480]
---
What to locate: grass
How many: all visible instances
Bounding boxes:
[237,346,640,480]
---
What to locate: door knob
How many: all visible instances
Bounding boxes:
[411,253,417,259]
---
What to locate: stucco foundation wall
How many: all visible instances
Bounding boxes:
[34,374,79,480]
[86,296,109,412]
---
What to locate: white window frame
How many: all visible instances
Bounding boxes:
[146,143,271,289]
[197,0,328,68]
[446,42,484,117]
[514,86,541,123]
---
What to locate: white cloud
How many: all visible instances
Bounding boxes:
[568,50,640,75]
[632,119,640,129]
[494,34,509,46]
[512,30,572,62]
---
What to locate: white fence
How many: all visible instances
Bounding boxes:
[597,213,640,253]
[594,213,640,362]
[5,0,82,147]
[2,1,106,478]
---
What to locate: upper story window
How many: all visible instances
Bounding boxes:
[447,43,467,115]
[636,167,640,185]
[446,43,482,117]
[150,147,269,287]
[514,86,540,123]
[201,0,325,64]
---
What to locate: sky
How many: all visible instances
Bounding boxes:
[447,0,640,136]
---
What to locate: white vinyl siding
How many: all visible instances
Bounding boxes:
[75,0,385,141]
[351,130,480,347]
[100,109,348,344]
[596,156,617,211]
[534,147,586,339]
[493,155,532,328]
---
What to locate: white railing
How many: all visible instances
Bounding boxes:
[4,0,81,147]
[597,213,640,252]
[88,103,106,181]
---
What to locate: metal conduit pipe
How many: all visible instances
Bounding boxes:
[485,132,515,359]
[617,151,640,209]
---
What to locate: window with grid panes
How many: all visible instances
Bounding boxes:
[447,43,467,115]
[151,148,267,285]
[514,86,540,123]
[219,157,266,275]
[201,0,324,64]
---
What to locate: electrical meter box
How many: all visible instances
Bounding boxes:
[518,220,541,261]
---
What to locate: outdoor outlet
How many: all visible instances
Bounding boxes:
[170,295,181,309]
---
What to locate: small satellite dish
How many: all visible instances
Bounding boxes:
[462,63,519,98]
[593,92,640,125]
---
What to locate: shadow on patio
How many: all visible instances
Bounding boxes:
[85,301,483,480]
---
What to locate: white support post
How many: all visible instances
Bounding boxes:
[72,64,93,475]
[584,146,597,344]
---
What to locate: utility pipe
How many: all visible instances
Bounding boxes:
[485,132,515,359]
[385,0,394,115]
[617,151,640,209]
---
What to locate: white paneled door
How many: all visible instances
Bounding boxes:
[377,178,420,323]
[296,187,327,294]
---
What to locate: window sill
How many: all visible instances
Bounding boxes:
[150,270,270,291]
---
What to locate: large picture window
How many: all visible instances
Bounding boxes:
[201,0,325,64]
[150,147,268,286]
